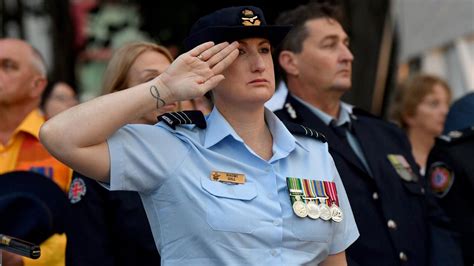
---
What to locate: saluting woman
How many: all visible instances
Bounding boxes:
[40,6,358,265]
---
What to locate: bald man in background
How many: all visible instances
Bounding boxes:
[0,38,71,266]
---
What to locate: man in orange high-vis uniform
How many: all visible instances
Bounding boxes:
[0,38,71,266]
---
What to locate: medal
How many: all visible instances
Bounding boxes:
[319,202,332,221]
[302,178,322,220]
[287,178,307,218]
[330,202,343,222]
[292,198,308,218]
[323,180,343,222]
[314,180,332,220]
[306,200,320,219]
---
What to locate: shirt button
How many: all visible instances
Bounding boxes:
[273,219,281,226]
[270,249,278,256]
[387,219,397,230]
[420,188,425,194]
[399,251,408,261]
[372,192,379,200]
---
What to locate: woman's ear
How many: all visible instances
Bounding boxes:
[279,51,299,77]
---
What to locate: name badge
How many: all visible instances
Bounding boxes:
[210,171,246,184]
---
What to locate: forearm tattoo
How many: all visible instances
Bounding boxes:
[150,85,166,109]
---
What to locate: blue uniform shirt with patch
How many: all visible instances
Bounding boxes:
[107,107,358,265]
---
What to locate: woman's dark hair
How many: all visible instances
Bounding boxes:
[40,79,57,109]
[40,80,76,109]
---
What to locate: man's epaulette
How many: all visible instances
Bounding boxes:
[282,121,326,143]
[158,111,207,130]
[437,126,474,144]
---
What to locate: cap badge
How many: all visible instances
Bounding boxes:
[241,9,261,26]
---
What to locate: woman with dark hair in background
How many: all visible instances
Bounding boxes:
[41,81,79,119]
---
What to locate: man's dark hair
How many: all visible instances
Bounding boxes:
[276,1,346,53]
[273,1,346,83]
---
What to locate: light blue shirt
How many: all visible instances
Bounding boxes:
[107,107,359,265]
[293,96,372,176]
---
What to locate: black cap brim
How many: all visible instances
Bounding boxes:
[184,25,292,51]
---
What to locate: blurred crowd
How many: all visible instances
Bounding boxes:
[1,1,473,266]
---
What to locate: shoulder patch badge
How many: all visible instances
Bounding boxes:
[158,111,207,130]
[68,177,87,204]
[428,162,455,198]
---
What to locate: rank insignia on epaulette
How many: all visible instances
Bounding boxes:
[69,177,87,204]
[448,130,463,138]
[282,121,327,143]
[427,162,454,198]
[285,103,297,119]
[158,111,207,130]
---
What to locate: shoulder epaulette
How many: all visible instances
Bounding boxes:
[282,121,326,143]
[438,126,474,143]
[158,111,207,130]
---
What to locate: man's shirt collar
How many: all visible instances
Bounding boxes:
[14,109,44,139]
[292,95,353,126]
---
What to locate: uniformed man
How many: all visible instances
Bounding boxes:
[273,2,461,265]
[426,92,474,265]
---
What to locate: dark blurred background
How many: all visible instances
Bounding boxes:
[1,0,472,116]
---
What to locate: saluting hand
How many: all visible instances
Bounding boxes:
[155,41,239,103]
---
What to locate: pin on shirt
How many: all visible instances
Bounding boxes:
[210,171,246,185]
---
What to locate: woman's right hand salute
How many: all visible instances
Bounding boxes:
[155,41,239,104]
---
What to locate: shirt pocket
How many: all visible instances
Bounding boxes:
[201,177,258,234]
[291,213,333,242]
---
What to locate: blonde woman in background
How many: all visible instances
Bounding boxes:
[390,74,451,175]
[66,42,179,266]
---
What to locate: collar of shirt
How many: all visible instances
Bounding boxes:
[13,109,44,140]
[292,95,353,126]
[203,107,307,161]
